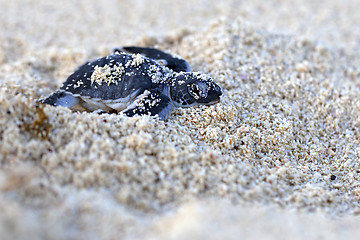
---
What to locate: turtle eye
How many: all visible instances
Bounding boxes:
[188,82,208,100]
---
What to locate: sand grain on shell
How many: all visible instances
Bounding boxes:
[90,63,125,86]
[1,0,360,239]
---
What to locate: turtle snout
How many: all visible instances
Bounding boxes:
[216,86,223,97]
[213,84,222,99]
[200,84,222,105]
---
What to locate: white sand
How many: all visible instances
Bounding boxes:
[1,0,360,239]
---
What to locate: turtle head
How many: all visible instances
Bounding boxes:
[170,72,222,108]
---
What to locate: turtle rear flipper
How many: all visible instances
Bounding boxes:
[114,46,191,73]
[39,91,79,108]
[122,90,173,121]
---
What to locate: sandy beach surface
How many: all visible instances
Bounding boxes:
[1,0,360,239]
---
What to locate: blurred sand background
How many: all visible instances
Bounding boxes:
[1,0,360,239]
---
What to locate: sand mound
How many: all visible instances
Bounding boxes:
[1,1,360,239]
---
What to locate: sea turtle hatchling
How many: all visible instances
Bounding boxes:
[40,46,222,120]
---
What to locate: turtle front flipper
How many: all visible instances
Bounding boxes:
[114,46,191,73]
[122,90,173,121]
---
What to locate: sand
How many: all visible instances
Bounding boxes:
[1,0,360,239]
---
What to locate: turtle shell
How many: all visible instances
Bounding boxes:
[60,53,174,101]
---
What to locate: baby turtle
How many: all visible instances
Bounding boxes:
[40,47,222,120]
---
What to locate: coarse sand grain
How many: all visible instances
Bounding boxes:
[1,0,360,239]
